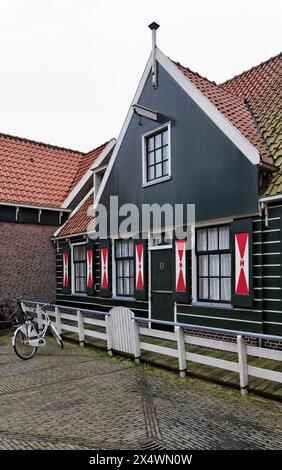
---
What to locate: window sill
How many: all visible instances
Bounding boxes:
[112,296,136,302]
[71,292,88,297]
[191,301,233,310]
[142,175,172,188]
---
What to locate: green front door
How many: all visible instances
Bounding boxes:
[150,249,174,328]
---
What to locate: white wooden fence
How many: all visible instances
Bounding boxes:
[21,302,282,396]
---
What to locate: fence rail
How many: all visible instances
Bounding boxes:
[21,300,282,396]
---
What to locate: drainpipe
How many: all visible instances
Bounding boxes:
[148,22,160,90]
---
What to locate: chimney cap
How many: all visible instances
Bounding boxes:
[148,22,160,31]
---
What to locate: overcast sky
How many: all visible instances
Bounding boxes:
[0,0,281,152]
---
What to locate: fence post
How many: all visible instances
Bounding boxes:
[36,304,43,331]
[131,319,141,364]
[55,307,62,335]
[237,335,248,396]
[176,326,187,378]
[77,310,85,348]
[105,314,113,357]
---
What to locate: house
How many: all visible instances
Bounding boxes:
[0,131,115,307]
[54,26,282,342]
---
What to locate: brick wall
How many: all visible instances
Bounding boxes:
[0,222,57,306]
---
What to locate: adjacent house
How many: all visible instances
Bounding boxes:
[53,29,282,342]
[0,132,115,307]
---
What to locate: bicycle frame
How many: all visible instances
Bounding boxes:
[12,312,61,348]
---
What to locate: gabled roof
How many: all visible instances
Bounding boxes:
[0,133,111,208]
[176,62,273,166]
[56,191,94,237]
[221,53,282,195]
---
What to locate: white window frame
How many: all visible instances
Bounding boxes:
[191,219,233,309]
[71,241,87,296]
[142,122,171,187]
[149,230,173,250]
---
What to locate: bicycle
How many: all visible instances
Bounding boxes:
[12,303,63,360]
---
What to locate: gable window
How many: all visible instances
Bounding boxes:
[196,225,231,303]
[142,124,171,186]
[115,240,134,296]
[72,244,87,294]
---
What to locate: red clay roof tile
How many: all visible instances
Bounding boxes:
[0,133,109,208]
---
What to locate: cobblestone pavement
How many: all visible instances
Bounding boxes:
[0,331,281,450]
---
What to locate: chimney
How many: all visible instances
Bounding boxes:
[148,22,160,90]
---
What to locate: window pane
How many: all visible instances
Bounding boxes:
[221,278,231,301]
[209,255,219,276]
[130,278,134,296]
[121,241,128,257]
[81,278,86,293]
[221,254,231,276]
[117,278,123,295]
[199,255,208,276]
[209,278,219,300]
[199,278,208,299]
[155,133,162,148]
[155,163,162,178]
[208,228,218,250]
[124,278,130,295]
[219,226,229,250]
[148,151,154,166]
[128,241,134,257]
[197,229,207,251]
[116,241,122,258]
[129,259,134,276]
[123,260,129,277]
[117,260,123,276]
[147,166,154,181]
[163,160,169,176]
[162,145,168,160]
[148,136,154,151]
[155,148,162,163]
[162,130,168,145]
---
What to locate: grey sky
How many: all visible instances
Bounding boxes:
[0,0,281,152]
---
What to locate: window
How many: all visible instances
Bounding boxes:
[143,125,170,185]
[115,240,134,296]
[196,225,231,303]
[151,230,172,248]
[73,244,87,294]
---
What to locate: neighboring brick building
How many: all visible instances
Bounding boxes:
[0,132,115,307]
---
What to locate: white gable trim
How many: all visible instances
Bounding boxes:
[61,139,116,209]
[156,48,260,165]
[93,48,260,211]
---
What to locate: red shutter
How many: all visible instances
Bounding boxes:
[231,218,253,308]
[134,240,147,300]
[174,239,190,302]
[61,242,71,294]
[86,241,95,295]
[100,239,111,297]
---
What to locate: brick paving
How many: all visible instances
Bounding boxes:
[0,331,281,450]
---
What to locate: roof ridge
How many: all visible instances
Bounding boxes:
[221,51,282,86]
[0,131,85,155]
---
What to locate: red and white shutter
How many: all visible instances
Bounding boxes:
[86,241,95,295]
[235,233,249,295]
[134,240,146,299]
[231,219,253,308]
[174,239,190,302]
[100,239,111,297]
[62,243,71,294]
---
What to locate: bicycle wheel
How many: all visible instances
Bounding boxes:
[13,329,38,360]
